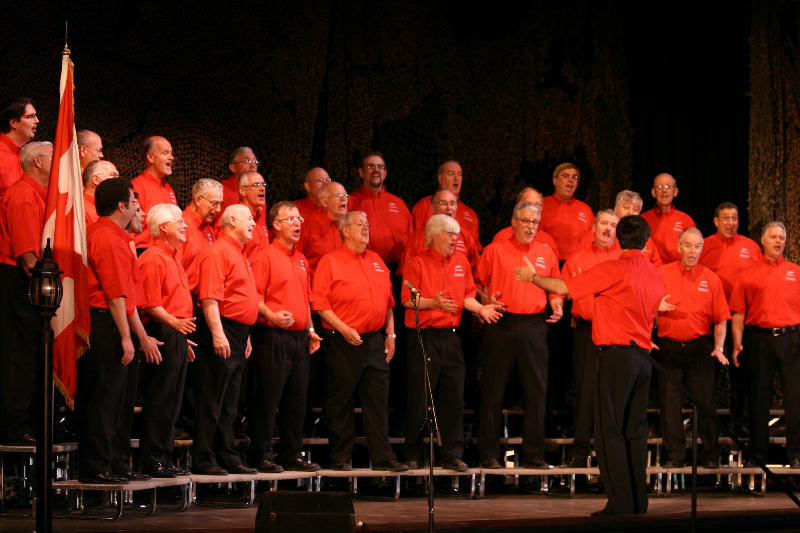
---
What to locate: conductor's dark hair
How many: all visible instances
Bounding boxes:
[616,215,650,251]
[95,178,135,217]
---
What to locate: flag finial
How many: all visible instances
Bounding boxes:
[63,21,70,55]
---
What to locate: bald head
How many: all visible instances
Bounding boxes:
[304,167,331,204]
[141,135,174,179]
[516,187,543,210]
[83,160,120,193]
[77,130,103,172]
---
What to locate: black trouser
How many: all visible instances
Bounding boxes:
[76,310,140,477]
[178,303,206,434]
[139,322,188,471]
[192,316,250,471]
[0,264,37,442]
[724,321,749,434]
[657,335,719,463]
[744,327,800,463]
[324,330,395,465]
[478,312,548,463]
[567,318,595,461]
[247,326,310,464]
[404,327,465,462]
[594,344,650,515]
[303,314,329,435]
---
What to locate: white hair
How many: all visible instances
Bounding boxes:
[424,214,460,247]
[192,178,223,198]
[20,141,52,170]
[147,204,182,239]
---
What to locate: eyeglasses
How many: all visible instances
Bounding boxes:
[558,173,580,181]
[718,216,738,223]
[168,219,187,225]
[236,159,260,166]
[655,184,673,190]
[242,182,267,189]
[107,173,120,179]
[275,216,304,224]
[199,194,222,207]
[83,146,103,155]
[516,218,540,226]
[434,200,458,207]
[306,177,331,184]
[365,163,386,171]
[20,113,37,120]
[323,193,348,199]
[350,221,371,229]
[444,231,458,237]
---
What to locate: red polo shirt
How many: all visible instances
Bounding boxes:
[296,209,342,276]
[476,238,562,315]
[251,239,312,331]
[84,193,99,227]
[241,205,271,262]
[131,171,178,249]
[657,262,730,341]
[729,256,800,328]
[410,195,480,248]
[492,225,559,258]
[199,232,259,325]
[561,242,622,321]
[220,174,239,214]
[574,230,662,267]
[565,249,664,349]
[641,206,696,264]
[348,185,410,264]
[87,217,140,316]
[312,246,394,334]
[176,206,216,300]
[397,226,479,278]
[0,174,47,265]
[0,132,22,197]
[137,239,193,319]
[540,195,595,262]
[293,196,320,220]
[699,232,762,300]
[402,249,476,329]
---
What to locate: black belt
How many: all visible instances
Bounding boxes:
[90,307,109,315]
[748,324,799,337]
[659,334,711,348]
[574,317,592,326]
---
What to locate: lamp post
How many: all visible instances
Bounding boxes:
[28,238,63,533]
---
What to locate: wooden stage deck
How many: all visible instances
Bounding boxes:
[2,488,799,532]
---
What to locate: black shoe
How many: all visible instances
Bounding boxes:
[165,465,191,476]
[146,462,177,478]
[257,460,284,473]
[405,457,420,470]
[523,458,552,470]
[703,460,719,469]
[283,459,321,472]
[192,465,228,476]
[372,459,409,472]
[80,471,129,484]
[333,462,352,471]
[790,458,800,469]
[560,457,584,468]
[481,459,503,469]
[591,508,612,517]
[227,464,257,475]
[116,469,151,481]
[441,458,469,472]
[663,460,683,469]
[174,429,192,440]
[3,432,37,446]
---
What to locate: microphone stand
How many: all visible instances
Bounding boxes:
[411,289,439,533]
[629,341,800,533]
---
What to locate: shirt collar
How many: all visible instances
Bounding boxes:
[220,232,246,252]
[510,236,531,252]
[152,238,177,258]
[763,254,784,267]
[715,231,737,244]
[341,244,366,259]
[0,132,20,154]
[654,205,676,217]
[96,216,131,241]
[359,185,383,198]
[271,238,294,256]
[426,247,450,263]
[141,170,167,185]
[550,194,575,205]
[21,173,47,200]
[183,206,206,230]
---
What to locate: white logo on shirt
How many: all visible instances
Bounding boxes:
[388,202,400,214]
[456,239,466,253]
[786,271,796,282]
[739,248,751,259]
[373,262,385,273]
[698,280,709,293]
[299,259,307,271]
[673,221,684,232]
[454,264,465,278]
[463,212,473,222]
[535,256,546,269]
[578,212,588,223]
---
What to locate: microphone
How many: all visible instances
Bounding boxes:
[404,279,421,296]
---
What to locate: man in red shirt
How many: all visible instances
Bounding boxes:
[730,222,800,469]
[312,211,407,472]
[235,170,270,261]
[296,181,348,276]
[518,215,664,515]
[657,228,730,468]
[77,129,103,173]
[83,160,120,226]
[193,204,259,476]
[614,190,662,266]
[476,202,564,470]
[641,174,696,264]
[348,152,410,266]
[492,188,559,256]
[247,201,323,473]
[137,204,196,478]
[699,202,761,438]
[220,147,259,213]
[0,141,51,445]
[410,160,480,246]
[131,136,179,252]
[539,163,595,263]
[402,215,503,471]
[559,209,621,468]
[77,178,162,484]
[0,97,38,197]
[294,167,330,219]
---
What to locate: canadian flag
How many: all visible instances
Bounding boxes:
[40,49,90,409]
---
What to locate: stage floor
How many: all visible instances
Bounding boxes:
[2,489,800,532]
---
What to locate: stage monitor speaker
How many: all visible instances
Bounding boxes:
[255,491,356,533]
